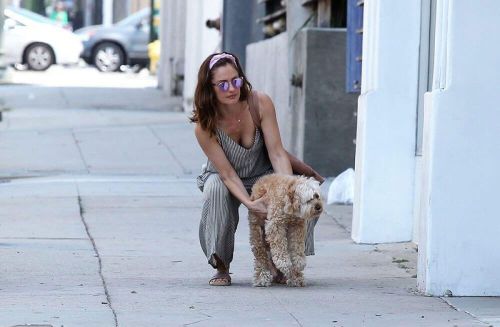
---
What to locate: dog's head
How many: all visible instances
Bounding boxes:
[285,176,323,219]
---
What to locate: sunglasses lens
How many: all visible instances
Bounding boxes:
[233,77,243,89]
[218,81,229,92]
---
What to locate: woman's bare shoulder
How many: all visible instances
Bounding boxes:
[254,91,275,116]
[194,123,204,136]
[255,91,272,105]
[194,123,214,141]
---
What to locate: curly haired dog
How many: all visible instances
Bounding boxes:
[248,174,323,287]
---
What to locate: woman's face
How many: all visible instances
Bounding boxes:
[211,64,241,106]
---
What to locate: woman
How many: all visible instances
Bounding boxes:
[191,52,324,286]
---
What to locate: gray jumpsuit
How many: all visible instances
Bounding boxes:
[197,119,317,269]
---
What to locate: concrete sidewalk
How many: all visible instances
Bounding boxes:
[0,78,496,326]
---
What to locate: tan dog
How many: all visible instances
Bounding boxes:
[248,174,323,287]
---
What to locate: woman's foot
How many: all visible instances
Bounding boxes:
[209,255,231,286]
[209,270,231,286]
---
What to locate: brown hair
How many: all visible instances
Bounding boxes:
[189,52,253,137]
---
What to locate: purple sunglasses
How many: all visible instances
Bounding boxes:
[213,77,244,92]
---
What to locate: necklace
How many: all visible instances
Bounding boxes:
[232,104,246,124]
[220,104,247,129]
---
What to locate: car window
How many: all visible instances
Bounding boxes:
[116,8,150,27]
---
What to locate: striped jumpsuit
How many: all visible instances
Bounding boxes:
[196,119,317,269]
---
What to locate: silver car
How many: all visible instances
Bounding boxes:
[3,6,83,71]
[74,8,150,72]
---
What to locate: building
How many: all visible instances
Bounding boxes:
[156,0,500,297]
[353,0,500,296]
[238,0,358,178]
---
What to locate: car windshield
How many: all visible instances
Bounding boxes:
[6,6,59,26]
[116,7,150,27]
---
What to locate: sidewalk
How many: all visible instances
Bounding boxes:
[0,74,495,326]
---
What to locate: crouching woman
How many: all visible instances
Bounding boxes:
[190,52,324,286]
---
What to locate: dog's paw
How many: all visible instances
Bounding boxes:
[253,269,272,287]
[274,261,292,278]
[253,278,272,287]
[293,257,306,271]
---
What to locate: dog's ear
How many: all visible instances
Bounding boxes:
[284,180,300,215]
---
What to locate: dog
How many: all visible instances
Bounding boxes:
[248,174,323,287]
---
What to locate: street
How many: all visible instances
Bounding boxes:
[0,66,492,326]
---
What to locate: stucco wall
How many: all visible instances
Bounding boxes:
[182,0,222,112]
[418,0,500,296]
[351,0,421,244]
[246,33,291,151]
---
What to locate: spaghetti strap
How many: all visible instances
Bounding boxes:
[248,91,261,129]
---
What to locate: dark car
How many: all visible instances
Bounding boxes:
[74,8,150,72]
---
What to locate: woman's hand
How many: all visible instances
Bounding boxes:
[313,173,325,185]
[247,197,268,226]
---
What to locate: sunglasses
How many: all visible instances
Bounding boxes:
[212,77,244,92]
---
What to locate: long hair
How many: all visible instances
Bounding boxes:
[189,52,253,137]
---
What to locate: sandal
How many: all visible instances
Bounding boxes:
[209,271,231,286]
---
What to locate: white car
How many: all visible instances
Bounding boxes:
[3,6,83,71]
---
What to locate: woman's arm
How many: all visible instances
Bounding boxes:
[258,93,293,175]
[286,151,325,184]
[194,124,267,214]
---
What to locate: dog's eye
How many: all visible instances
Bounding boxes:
[313,193,319,199]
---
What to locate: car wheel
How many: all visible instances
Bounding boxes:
[25,43,54,71]
[93,42,124,72]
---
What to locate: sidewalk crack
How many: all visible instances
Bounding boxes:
[77,195,119,327]
[72,130,91,173]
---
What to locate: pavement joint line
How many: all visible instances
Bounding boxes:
[183,318,212,326]
[267,289,304,326]
[77,194,119,327]
[441,297,489,326]
[148,125,191,175]
[58,87,70,108]
[323,209,350,234]
[71,129,91,174]
[0,174,197,184]
[0,237,87,241]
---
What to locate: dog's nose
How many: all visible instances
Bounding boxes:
[315,204,322,212]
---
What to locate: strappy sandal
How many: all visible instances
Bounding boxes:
[209,271,231,286]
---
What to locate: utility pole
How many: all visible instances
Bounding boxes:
[0,0,12,84]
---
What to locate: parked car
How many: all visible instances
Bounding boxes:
[3,6,83,71]
[74,8,151,72]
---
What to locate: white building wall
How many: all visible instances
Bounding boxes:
[352,0,421,243]
[418,0,500,296]
[182,0,222,112]
[246,33,290,151]
[158,0,187,99]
